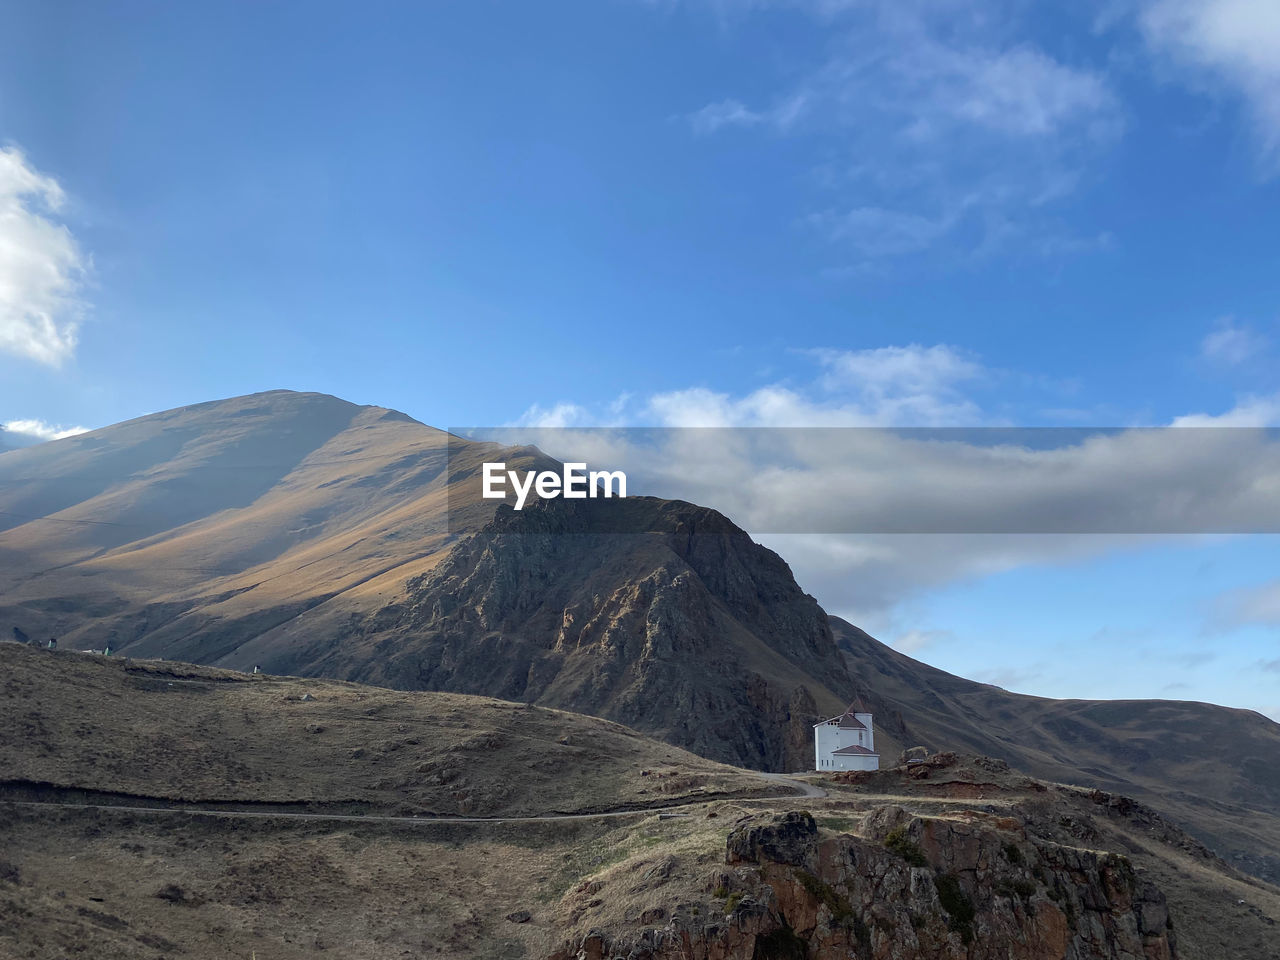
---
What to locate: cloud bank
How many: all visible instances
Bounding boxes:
[502,342,1280,620]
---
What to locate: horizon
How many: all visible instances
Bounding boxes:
[3,1,1279,722]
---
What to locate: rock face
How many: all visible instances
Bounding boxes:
[319,497,858,771]
[554,809,1177,960]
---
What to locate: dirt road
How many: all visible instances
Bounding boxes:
[0,771,827,827]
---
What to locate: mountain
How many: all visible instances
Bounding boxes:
[0,390,860,771]
[287,494,859,771]
[0,391,458,640]
[0,390,547,660]
[0,427,42,452]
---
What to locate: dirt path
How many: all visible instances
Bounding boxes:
[752,772,828,799]
[0,771,828,827]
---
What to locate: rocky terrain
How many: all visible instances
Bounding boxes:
[550,755,1279,960]
[558,808,1176,960]
[304,495,858,772]
[4,647,1278,960]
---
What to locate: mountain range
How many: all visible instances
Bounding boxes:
[2,389,1277,884]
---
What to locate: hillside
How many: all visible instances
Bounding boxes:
[0,644,772,817]
[0,428,35,452]
[4,645,1278,960]
[0,391,474,659]
[832,616,1280,886]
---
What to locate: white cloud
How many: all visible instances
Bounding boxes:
[689,94,809,134]
[1200,316,1269,365]
[512,402,594,429]
[514,344,987,429]
[1140,0,1280,171]
[683,4,1122,261]
[1214,579,1280,627]
[649,344,985,427]
[1170,393,1280,425]
[3,418,90,441]
[811,344,982,415]
[892,628,953,653]
[0,147,86,366]
[889,40,1120,142]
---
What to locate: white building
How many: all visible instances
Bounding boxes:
[813,699,880,772]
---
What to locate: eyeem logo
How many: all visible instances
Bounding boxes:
[482,462,627,510]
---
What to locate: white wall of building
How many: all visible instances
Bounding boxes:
[832,753,879,771]
[854,712,874,753]
[814,719,840,769]
[813,713,880,771]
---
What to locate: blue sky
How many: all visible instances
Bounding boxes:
[2,0,1278,717]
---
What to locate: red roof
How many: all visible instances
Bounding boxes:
[831,744,878,756]
[837,714,867,730]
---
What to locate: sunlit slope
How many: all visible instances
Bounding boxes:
[0,391,520,656]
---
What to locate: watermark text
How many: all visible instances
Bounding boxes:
[482,462,627,510]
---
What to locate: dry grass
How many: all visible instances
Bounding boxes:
[0,644,776,817]
[5,648,1280,960]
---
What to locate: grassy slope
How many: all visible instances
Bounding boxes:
[3,648,1278,960]
[0,645,772,817]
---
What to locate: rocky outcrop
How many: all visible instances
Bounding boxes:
[552,809,1177,960]
[323,497,857,770]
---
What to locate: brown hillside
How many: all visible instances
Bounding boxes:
[3,650,1277,959]
[832,615,1280,886]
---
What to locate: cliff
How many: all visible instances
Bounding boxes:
[553,807,1176,960]
[317,496,860,771]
